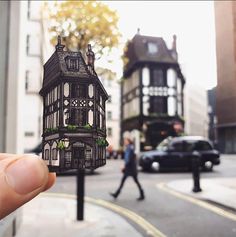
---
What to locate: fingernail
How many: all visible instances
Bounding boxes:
[5,157,46,195]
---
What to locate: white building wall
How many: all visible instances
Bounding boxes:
[5,1,26,154]
[23,1,44,151]
[99,72,121,150]
[184,83,208,138]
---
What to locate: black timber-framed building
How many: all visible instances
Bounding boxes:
[121,33,185,151]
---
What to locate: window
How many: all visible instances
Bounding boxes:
[195,141,213,151]
[25,71,29,91]
[149,96,167,114]
[108,95,112,103]
[107,111,112,120]
[26,35,30,55]
[152,69,165,87]
[45,149,49,160]
[65,57,80,71]
[108,127,112,137]
[148,42,158,54]
[170,141,183,152]
[25,132,34,137]
[27,1,31,19]
[71,84,87,98]
[52,148,58,160]
[183,141,196,152]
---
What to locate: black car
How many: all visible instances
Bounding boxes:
[139,136,220,172]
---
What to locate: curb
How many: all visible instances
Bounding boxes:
[157,183,236,222]
[41,193,166,237]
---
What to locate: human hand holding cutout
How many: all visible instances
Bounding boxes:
[0,154,56,219]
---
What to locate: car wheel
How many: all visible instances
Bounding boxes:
[151,162,160,172]
[204,161,213,171]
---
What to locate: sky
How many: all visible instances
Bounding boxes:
[99,1,217,90]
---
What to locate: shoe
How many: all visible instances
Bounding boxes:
[137,190,145,201]
[110,192,118,199]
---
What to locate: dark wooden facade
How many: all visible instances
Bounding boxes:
[121,34,185,150]
[39,38,108,172]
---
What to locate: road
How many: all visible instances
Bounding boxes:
[48,155,236,237]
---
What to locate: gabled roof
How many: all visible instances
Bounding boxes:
[42,50,95,88]
[40,40,108,98]
[124,34,179,75]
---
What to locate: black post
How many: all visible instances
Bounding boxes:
[77,168,85,221]
[191,151,202,193]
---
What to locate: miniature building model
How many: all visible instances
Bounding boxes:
[39,36,108,172]
[121,33,185,150]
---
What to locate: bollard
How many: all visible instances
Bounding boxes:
[191,151,202,192]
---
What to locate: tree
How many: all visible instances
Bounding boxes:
[45,1,121,59]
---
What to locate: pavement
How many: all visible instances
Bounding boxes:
[15,193,143,237]
[15,177,236,237]
[167,177,236,211]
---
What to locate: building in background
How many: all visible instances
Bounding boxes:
[215,1,236,153]
[23,1,44,151]
[97,68,120,154]
[0,2,26,236]
[0,1,26,154]
[121,33,185,152]
[207,87,217,145]
[184,83,208,138]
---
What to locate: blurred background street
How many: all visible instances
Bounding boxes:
[16,155,236,237]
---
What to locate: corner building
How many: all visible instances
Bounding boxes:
[121,33,185,152]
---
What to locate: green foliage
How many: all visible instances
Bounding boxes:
[84,123,92,129]
[46,1,121,59]
[57,141,65,150]
[45,127,59,133]
[149,113,168,118]
[67,124,78,131]
[122,40,130,69]
[96,138,109,147]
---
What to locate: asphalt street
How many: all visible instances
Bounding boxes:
[48,155,236,237]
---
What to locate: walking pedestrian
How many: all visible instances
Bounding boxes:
[110,138,145,201]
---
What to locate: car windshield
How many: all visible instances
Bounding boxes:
[156,137,172,151]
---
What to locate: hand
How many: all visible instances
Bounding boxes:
[0,153,56,219]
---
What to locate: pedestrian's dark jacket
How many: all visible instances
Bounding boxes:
[124,144,137,176]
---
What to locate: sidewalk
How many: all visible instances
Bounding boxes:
[15,194,142,237]
[167,177,236,210]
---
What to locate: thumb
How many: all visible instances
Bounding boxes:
[0,155,54,219]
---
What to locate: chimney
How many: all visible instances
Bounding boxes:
[172,34,177,51]
[86,44,95,69]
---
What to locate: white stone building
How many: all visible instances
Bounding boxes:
[0,1,29,154]
[23,1,45,151]
[184,83,208,137]
[97,69,121,151]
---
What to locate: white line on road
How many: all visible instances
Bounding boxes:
[41,192,166,237]
[157,183,236,222]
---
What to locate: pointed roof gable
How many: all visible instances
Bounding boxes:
[124,34,178,75]
[42,50,94,89]
[40,41,108,99]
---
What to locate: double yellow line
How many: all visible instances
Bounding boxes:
[157,183,236,222]
[42,192,166,237]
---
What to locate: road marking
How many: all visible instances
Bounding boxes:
[157,183,236,222]
[41,192,166,237]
